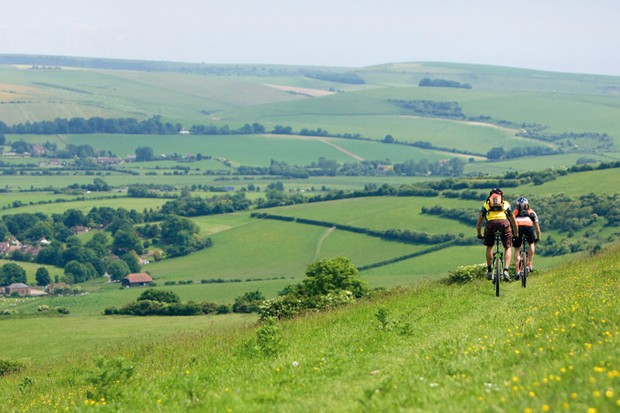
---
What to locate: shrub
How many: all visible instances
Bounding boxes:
[86,357,134,400]
[137,289,180,304]
[254,317,283,357]
[259,295,305,320]
[447,264,487,284]
[0,359,24,376]
[200,302,218,314]
[161,302,202,316]
[232,290,266,313]
[216,304,231,314]
[103,307,119,315]
[119,300,166,316]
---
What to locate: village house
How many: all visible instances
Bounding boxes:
[5,283,30,297]
[122,273,153,287]
[71,226,90,235]
[96,156,123,165]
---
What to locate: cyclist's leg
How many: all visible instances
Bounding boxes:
[485,245,493,279]
[504,247,512,269]
[486,246,493,266]
[526,227,536,270]
[501,221,513,281]
[513,229,523,273]
[483,223,494,279]
[503,234,513,272]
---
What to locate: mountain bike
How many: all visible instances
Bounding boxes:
[517,233,529,288]
[491,230,504,297]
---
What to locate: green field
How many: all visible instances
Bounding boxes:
[1,240,618,412]
[0,58,619,412]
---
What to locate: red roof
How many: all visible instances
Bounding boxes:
[124,273,153,283]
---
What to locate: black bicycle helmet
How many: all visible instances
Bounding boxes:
[490,187,503,196]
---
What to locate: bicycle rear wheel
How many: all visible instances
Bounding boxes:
[494,255,502,297]
[521,244,528,288]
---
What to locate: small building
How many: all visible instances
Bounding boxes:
[122,273,153,287]
[5,283,30,296]
[71,226,90,234]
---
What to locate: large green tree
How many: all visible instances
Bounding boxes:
[106,260,131,282]
[112,227,143,255]
[135,146,155,161]
[300,256,368,298]
[64,260,95,283]
[35,267,51,286]
[0,263,27,285]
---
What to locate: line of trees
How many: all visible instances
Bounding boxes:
[251,212,461,245]
[302,70,365,84]
[388,99,465,118]
[0,116,181,135]
[421,192,620,256]
[236,157,466,179]
[419,78,472,89]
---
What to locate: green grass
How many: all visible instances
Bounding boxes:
[0,278,290,317]
[3,196,168,215]
[0,312,257,365]
[2,240,618,412]
[146,218,323,280]
[270,196,476,233]
[0,260,62,286]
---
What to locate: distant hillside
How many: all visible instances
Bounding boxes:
[1,53,619,176]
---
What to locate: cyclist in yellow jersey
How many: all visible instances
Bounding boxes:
[476,188,519,281]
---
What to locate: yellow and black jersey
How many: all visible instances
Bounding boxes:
[480,200,512,221]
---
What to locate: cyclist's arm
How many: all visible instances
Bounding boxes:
[508,211,518,234]
[476,212,485,237]
[531,211,541,240]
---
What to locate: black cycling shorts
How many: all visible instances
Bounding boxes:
[513,226,536,247]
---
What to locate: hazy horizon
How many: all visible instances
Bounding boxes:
[2,0,619,77]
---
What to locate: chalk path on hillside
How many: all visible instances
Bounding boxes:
[315,226,336,260]
[313,137,366,161]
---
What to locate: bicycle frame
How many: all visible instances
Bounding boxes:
[492,230,504,297]
[518,233,529,288]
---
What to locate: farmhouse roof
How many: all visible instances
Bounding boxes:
[7,283,30,288]
[124,273,153,283]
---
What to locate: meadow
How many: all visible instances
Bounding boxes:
[1,240,618,412]
[0,58,619,411]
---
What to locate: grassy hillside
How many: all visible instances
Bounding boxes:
[2,241,618,412]
[3,59,620,161]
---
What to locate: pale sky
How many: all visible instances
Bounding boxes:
[1,0,619,76]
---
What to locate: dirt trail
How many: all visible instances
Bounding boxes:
[313,137,366,161]
[315,226,336,259]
